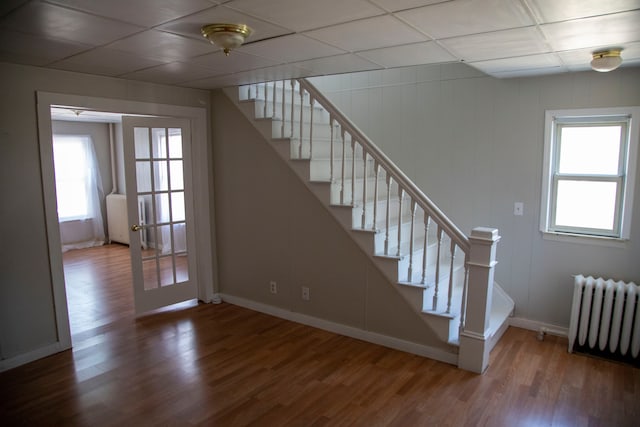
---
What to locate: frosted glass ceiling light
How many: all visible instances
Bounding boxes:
[590,49,623,72]
[201,23,252,56]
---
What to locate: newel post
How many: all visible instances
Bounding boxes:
[458,227,500,374]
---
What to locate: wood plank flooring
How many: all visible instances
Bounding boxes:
[1,245,638,426]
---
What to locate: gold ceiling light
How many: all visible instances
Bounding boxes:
[201,23,252,56]
[590,49,623,72]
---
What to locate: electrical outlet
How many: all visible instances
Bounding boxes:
[269,281,277,294]
[514,202,524,216]
[302,286,310,301]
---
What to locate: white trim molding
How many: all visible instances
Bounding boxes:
[509,317,568,338]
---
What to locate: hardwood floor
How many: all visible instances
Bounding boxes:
[1,246,638,426]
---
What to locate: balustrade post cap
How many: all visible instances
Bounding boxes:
[470,227,500,242]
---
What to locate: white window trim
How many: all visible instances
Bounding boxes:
[540,106,640,242]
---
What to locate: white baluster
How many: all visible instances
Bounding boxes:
[247,85,251,99]
[340,130,346,205]
[384,174,392,255]
[432,226,444,310]
[396,186,404,257]
[459,256,470,332]
[351,137,356,205]
[299,88,304,158]
[309,97,315,158]
[290,80,295,138]
[329,117,334,182]
[372,162,380,231]
[263,82,267,118]
[446,241,457,314]
[281,80,285,138]
[272,80,276,118]
[407,199,416,282]
[361,150,367,229]
[421,213,430,284]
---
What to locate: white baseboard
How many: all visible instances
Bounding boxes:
[509,317,568,337]
[0,341,68,372]
[220,294,458,366]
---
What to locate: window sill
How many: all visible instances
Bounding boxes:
[541,231,629,249]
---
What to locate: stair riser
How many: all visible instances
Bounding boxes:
[255,102,330,124]
[271,121,337,139]
[329,177,403,206]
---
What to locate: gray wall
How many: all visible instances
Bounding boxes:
[211,90,447,351]
[310,64,640,328]
[0,62,209,362]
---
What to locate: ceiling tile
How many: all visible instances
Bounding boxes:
[189,50,278,74]
[106,30,216,61]
[305,15,428,52]
[369,0,449,12]
[470,53,563,74]
[0,2,143,45]
[237,34,345,63]
[49,48,165,76]
[357,41,456,67]
[527,0,640,24]
[293,54,382,75]
[441,27,550,62]
[157,5,291,43]
[45,0,216,27]
[122,61,222,84]
[491,67,566,78]
[0,29,91,66]
[225,0,385,31]
[397,0,534,39]
[540,10,640,51]
[182,63,313,89]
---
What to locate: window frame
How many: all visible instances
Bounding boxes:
[540,107,640,241]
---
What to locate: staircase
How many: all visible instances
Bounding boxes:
[223,79,514,373]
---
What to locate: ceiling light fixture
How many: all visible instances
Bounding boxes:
[590,49,623,72]
[201,23,252,56]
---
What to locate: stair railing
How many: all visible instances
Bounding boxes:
[245,78,480,330]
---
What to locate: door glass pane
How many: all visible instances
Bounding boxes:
[142,257,159,290]
[176,253,189,283]
[134,128,150,159]
[168,129,183,158]
[136,161,152,193]
[558,126,622,175]
[171,192,185,222]
[173,223,186,253]
[152,128,167,159]
[154,194,170,224]
[555,180,617,230]
[157,224,172,255]
[169,160,184,190]
[142,196,155,226]
[159,255,175,287]
[154,160,169,191]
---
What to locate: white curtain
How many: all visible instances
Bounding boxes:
[53,134,105,252]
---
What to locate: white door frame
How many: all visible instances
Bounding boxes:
[36,91,217,351]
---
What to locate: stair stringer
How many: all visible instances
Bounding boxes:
[223,86,463,353]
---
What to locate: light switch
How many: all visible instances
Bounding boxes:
[514,202,524,216]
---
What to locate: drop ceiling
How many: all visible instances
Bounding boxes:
[1,0,639,89]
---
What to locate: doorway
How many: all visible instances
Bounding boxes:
[37,92,216,352]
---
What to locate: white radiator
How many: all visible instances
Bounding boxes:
[568,275,640,359]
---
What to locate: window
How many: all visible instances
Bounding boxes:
[52,134,103,221]
[541,107,639,240]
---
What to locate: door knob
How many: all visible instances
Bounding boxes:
[131,224,142,232]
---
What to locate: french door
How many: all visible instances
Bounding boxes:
[122,116,197,314]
